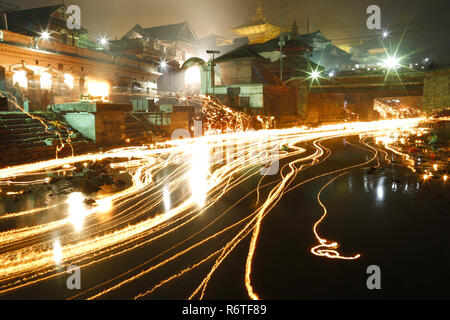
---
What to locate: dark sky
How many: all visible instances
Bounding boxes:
[9,0,450,63]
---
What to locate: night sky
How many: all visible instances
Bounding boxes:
[9,0,450,63]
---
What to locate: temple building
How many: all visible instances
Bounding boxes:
[230,2,287,44]
[0,4,159,112]
[2,4,90,48]
[115,22,199,66]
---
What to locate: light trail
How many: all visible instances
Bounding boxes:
[0,117,428,299]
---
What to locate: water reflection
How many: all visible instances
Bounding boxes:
[347,175,353,193]
[53,239,63,265]
[363,175,369,193]
[163,186,171,212]
[67,192,88,231]
[189,142,209,207]
[391,181,398,192]
[96,198,112,213]
[376,177,385,202]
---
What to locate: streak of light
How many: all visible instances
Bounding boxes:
[0,117,430,299]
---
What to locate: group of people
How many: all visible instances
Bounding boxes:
[9,84,55,112]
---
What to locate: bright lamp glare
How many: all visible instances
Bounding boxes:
[41,31,50,40]
[99,37,108,46]
[40,72,52,90]
[382,31,389,38]
[12,70,28,88]
[160,61,167,69]
[87,80,109,98]
[383,56,400,69]
[185,66,201,85]
[311,71,320,79]
[64,74,74,89]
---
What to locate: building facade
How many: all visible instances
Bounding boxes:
[0,5,159,112]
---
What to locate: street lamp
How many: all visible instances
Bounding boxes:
[311,70,320,79]
[41,31,50,40]
[36,30,50,49]
[99,36,108,47]
[206,50,220,95]
[383,55,400,70]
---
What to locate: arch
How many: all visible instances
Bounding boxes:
[181,57,207,71]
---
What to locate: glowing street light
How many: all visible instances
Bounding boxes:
[41,31,50,40]
[311,70,320,79]
[382,30,389,38]
[160,60,167,69]
[36,30,51,49]
[383,55,400,70]
[99,36,109,47]
[328,71,335,78]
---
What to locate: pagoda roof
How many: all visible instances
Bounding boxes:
[232,19,274,31]
[215,46,265,62]
[122,22,197,43]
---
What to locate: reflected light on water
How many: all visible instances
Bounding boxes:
[163,186,171,212]
[189,142,210,207]
[376,178,385,202]
[67,192,88,231]
[96,198,112,213]
[53,239,63,265]
[363,175,369,193]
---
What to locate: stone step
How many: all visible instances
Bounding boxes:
[0,112,32,119]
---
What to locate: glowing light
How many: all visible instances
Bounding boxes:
[382,31,389,38]
[311,70,320,79]
[40,72,52,90]
[96,198,112,213]
[376,184,384,201]
[383,55,400,70]
[41,31,50,40]
[12,70,28,88]
[99,37,108,46]
[163,186,171,212]
[184,66,201,85]
[53,239,63,265]
[87,80,110,99]
[160,61,167,69]
[67,192,88,231]
[189,142,209,207]
[444,175,448,182]
[64,74,74,89]
[328,71,335,78]
[433,164,438,171]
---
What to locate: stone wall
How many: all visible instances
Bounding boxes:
[423,69,450,112]
[169,111,190,135]
[306,93,345,123]
[345,94,376,121]
[95,104,131,145]
[54,102,131,145]
[297,84,309,120]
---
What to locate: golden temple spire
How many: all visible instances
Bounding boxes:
[253,1,267,22]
